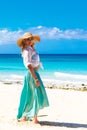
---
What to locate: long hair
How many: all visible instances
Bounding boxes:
[21,40,27,52]
[21,40,35,53]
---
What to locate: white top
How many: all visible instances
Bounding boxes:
[22,46,42,69]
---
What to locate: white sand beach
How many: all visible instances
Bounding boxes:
[0,81,87,130]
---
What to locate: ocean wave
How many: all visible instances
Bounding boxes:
[54,72,87,83]
[54,72,87,79]
[1,72,87,84]
[0,74,24,83]
[11,74,24,79]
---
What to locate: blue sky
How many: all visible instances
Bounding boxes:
[0,0,87,54]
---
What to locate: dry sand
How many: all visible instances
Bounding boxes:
[0,82,87,130]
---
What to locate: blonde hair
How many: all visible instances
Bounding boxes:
[21,40,35,52]
[21,40,27,52]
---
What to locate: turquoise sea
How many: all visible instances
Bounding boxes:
[0,54,87,83]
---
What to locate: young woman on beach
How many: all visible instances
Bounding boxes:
[16,32,49,124]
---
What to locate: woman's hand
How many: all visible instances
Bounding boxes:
[35,79,40,87]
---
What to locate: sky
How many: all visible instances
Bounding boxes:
[0,0,87,54]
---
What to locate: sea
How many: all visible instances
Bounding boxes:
[0,54,87,83]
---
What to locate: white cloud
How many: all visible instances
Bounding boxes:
[0,26,87,45]
[0,29,23,45]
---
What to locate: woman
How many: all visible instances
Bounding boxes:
[16,32,49,124]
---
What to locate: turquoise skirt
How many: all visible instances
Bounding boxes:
[17,70,49,120]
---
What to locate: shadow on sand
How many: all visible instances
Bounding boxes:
[40,121,87,128]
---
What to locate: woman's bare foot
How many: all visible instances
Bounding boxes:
[17,116,26,122]
[32,119,40,124]
[32,115,40,124]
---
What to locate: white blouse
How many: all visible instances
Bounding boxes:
[22,46,42,69]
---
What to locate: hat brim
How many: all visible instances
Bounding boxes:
[17,35,40,48]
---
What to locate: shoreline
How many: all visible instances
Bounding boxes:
[0,78,87,91]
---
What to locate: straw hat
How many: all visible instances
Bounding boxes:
[17,32,40,48]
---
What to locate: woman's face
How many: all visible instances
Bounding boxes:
[25,37,34,47]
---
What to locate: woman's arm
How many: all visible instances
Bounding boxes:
[28,64,40,87]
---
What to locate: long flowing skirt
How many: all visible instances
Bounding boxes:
[17,70,49,120]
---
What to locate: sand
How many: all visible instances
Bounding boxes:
[0,82,87,130]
